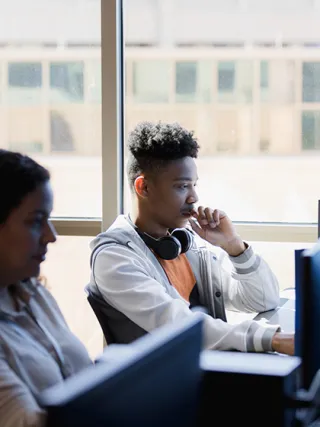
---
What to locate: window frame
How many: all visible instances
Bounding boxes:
[50,0,317,246]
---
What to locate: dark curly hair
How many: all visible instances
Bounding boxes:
[127,121,200,188]
[0,149,50,224]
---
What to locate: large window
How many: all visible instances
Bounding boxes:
[124,2,320,223]
[0,11,102,219]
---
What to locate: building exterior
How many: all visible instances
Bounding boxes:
[0,0,320,157]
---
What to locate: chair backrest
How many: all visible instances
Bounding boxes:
[85,285,116,345]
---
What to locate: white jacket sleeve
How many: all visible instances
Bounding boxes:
[93,245,279,353]
[217,244,280,313]
[0,358,46,427]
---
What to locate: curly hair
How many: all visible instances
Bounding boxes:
[0,149,50,224]
[127,121,200,188]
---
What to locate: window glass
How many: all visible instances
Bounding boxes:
[1,3,102,218]
[133,60,170,103]
[8,62,42,105]
[303,62,320,103]
[176,61,197,102]
[87,60,102,103]
[218,61,253,104]
[41,236,103,360]
[261,60,295,103]
[302,111,320,150]
[50,62,84,104]
[125,1,320,222]
[176,61,212,103]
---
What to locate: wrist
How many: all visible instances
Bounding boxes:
[271,332,281,353]
[222,237,246,257]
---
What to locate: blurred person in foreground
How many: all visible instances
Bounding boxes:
[0,150,93,427]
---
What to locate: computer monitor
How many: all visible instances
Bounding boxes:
[295,240,320,391]
[318,199,320,239]
[40,315,203,427]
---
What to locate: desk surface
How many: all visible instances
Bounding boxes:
[226,288,295,332]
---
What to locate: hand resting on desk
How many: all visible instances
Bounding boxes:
[227,288,295,356]
[271,332,295,356]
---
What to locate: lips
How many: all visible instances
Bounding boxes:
[181,207,196,218]
[32,253,47,262]
[181,212,192,218]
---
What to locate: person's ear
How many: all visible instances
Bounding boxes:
[134,175,148,198]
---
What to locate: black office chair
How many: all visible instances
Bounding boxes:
[85,285,116,345]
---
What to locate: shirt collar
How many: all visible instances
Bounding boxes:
[0,279,36,315]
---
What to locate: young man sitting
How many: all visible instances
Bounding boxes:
[88,121,294,355]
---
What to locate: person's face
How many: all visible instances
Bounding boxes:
[141,157,199,230]
[0,181,56,285]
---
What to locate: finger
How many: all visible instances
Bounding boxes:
[190,208,198,217]
[197,206,208,225]
[213,209,220,226]
[216,209,227,222]
[204,207,216,228]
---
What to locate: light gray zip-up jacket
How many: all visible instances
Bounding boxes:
[89,215,281,352]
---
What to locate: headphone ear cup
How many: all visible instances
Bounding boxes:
[171,229,193,254]
[156,236,181,260]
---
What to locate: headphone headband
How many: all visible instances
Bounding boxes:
[136,228,193,260]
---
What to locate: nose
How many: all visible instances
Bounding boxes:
[43,220,57,245]
[186,186,199,205]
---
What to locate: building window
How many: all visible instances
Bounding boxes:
[175,61,212,103]
[7,62,42,105]
[50,62,84,103]
[261,60,295,103]
[175,62,197,102]
[302,111,320,150]
[218,62,235,92]
[303,62,320,103]
[8,63,42,88]
[260,61,269,89]
[132,60,170,103]
[218,61,253,103]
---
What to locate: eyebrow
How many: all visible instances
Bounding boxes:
[27,209,49,216]
[173,177,198,182]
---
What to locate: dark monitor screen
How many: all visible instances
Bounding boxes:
[318,200,320,239]
[40,316,203,427]
[295,241,320,390]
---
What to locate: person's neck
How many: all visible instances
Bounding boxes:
[131,211,168,238]
[0,270,16,289]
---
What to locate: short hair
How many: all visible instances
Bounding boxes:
[0,150,50,224]
[127,121,200,188]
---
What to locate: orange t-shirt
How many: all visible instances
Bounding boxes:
[156,253,196,302]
